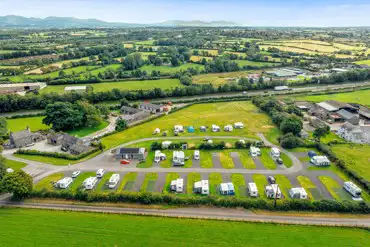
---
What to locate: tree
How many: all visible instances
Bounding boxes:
[43,102,84,131]
[1,170,33,199]
[154,57,163,66]
[0,116,7,137]
[179,75,192,86]
[171,56,180,67]
[76,101,102,128]
[0,151,6,181]
[279,133,304,149]
[279,116,303,135]
[115,118,128,131]
[123,53,144,70]
[313,125,330,142]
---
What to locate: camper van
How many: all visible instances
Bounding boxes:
[83,177,98,190]
[289,187,308,199]
[108,173,120,189]
[193,180,209,195]
[194,150,200,160]
[343,181,362,200]
[265,184,282,199]
[234,122,244,129]
[211,124,221,132]
[56,177,73,189]
[247,182,258,197]
[271,147,281,157]
[173,151,185,166]
[154,150,166,163]
[152,128,160,135]
[249,146,261,157]
[96,169,106,178]
[170,178,184,193]
[174,125,184,132]
[224,125,233,132]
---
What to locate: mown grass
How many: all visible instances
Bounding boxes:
[1,208,369,247]
[260,148,277,170]
[192,70,258,86]
[96,172,114,192]
[318,176,341,200]
[34,173,64,191]
[296,89,370,106]
[231,174,246,197]
[280,152,293,168]
[209,173,222,195]
[118,172,138,192]
[186,172,201,195]
[297,175,316,201]
[2,157,27,170]
[163,172,179,193]
[7,116,49,132]
[219,151,234,169]
[200,152,213,168]
[237,151,256,169]
[275,175,292,199]
[140,172,158,192]
[66,121,109,138]
[252,174,267,199]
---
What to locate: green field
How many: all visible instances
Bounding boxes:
[1,209,369,247]
[42,78,183,93]
[7,116,49,132]
[139,63,204,75]
[2,156,27,170]
[193,70,258,86]
[66,121,109,137]
[102,101,276,149]
[354,59,370,65]
[235,60,279,67]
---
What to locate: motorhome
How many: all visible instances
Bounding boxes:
[193,180,209,195]
[83,177,98,190]
[96,169,106,178]
[173,151,185,166]
[170,178,184,193]
[108,173,120,189]
[247,182,258,197]
[249,146,261,157]
[56,177,73,189]
[154,150,166,163]
[343,181,362,200]
[194,150,200,160]
[234,122,244,129]
[310,156,330,166]
[219,182,235,195]
[224,125,233,132]
[265,184,282,199]
[211,124,221,132]
[271,147,281,157]
[152,128,160,135]
[289,187,308,199]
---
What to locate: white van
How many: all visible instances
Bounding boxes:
[96,169,106,178]
[108,174,120,189]
[83,177,98,190]
[271,147,281,157]
[194,150,200,160]
[247,182,258,197]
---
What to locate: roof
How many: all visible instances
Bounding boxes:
[248,183,257,191]
[0,83,43,88]
[62,134,80,145]
[117,148,144,154]
[312,156,330,163]
[140,102,163,110]
[10,129,33,140]
[70,144,89,153]
[359,106,370,119]
[336,109,355,120]
[295,101,312,109]
[316,102,338,112]
[325,100,357,111]
[289,187,307,195]
[173,151,185,158]
[64,86,87,91]
[120,105,141,114]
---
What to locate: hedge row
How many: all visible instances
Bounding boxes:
[15,147,100,161]
[30,189,370,214]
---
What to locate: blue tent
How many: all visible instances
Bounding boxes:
[187,126,195,133]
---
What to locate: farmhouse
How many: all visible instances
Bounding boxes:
[115,147,146,160]
[47,132,64,146]
[61,134,89,155]
[219,182,235,195]
[4,127,45,149]
[64,85,87,93]
[139,102,164,113]
[173,151,185,166]
[310,156,331,166]
[0,82,46,95]
[120,105,142,115]
[193,180,209,195]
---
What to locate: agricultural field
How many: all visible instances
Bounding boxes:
[354,59,370,66]
[1,209,368,247]
[193,70,258,86]
[41,78,183,93]
[234,60,279,67]
[139,63,204,75]
[190,55,213,62]
[6,116,50,132]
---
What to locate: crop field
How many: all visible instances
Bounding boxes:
[139,63,204,75]
[354,59,370,65]
[190,55,213,62]
[102,101,276,149]
[42,78,183,93]
[193,70,257,86]
[7,116,49,132]
[1,209,369,247]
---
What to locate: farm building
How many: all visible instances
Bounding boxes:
[249,146,261,157]
[64,85,87,93]
[120,105,142,115]
[61,134,89,155]
[310,156,331,166]
[173,151,185,166]
[193,180,209,195]
[295,101,314,111]
[0,82,46,95]
[337,122,369,144]
[115,147,146,160]
[47,132,64,146]
[4,127,45,149]
[265,184,282,199]
[121,111,150,124]
[359,106,370,123]
[289,187,308,199]
[170,178,184,193]
[139,102,164,113]
[219,182,235,195]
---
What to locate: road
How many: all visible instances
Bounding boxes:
[1,200,369,227]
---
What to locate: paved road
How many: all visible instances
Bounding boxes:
[1,200,369,227]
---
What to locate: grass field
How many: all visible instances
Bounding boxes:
[231,173,246,197]
[1,209,369,247]
[2,157,27,170]
[66,121,109,137]
[102,101,276,149]
[235,60,279,67]
[275,175,292,199]
[186,172,201,195]
[140,173,158,192]
[119,172,137,191]
[237,151,256,169]
[318,176,342,200]
[297,176,316,200]
[252,174,267,199]
[139,63,204,75]
[42,78,183,93]
[354,60,370,65]
[190,55,213,62]
[209,173,222,195]
[7,116,49,132]
[260,148,277,170]
[192,70,258,86]
[295,89,370,106]
[163,172,179,193]
[34,173,64,191]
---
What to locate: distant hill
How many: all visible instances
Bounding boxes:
[0,15,239,28]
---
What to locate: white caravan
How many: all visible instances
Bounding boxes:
[289,187,308,199]
[83,177,98,190]
[193,180,209,195]
[234,122,244,129]
[224,125,233,132]
[56,177,73,189]
[211,124,221,132]
[247,182,258,197]
[170,178,184,193]
[96,169,106,178]
[249,146,261,157]
[108,173,120,189]
[343,181,362,200]
[265,184,282,199]
[271,147,281,157]
[194,150,200,160]
[173,151,185,166]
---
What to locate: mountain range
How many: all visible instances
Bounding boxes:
[0,15,239,28]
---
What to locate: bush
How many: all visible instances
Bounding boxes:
[15,148,100,161]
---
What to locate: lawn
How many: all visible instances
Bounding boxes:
[96,172,115,192]
[7,116,49,132]
[34,173,64,190]
[297,175,316,200]
[252,174,267,199]
[140,172,158,192]
[296,89,370,106]
[209,173,222,195]
[275,175,292,199]
[280,152,293,168]
[102,101,276,149]
[1,209,369,247]
[260,148,277,170]
[42,78,183,94]
[139,63,204,75]
[200,151,213,168]
[237,151,256,169]
[118,172,138,191]
[186,172,201,195]
[66,121,109,137]
[2,157,27,170]
[231,174,246,197]
[219,151,235,169]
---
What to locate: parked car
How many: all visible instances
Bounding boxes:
[276,158,283,165]
[96,169,106,178]
[61,146,68,152]
[71,171,81,178]
[268,176,276,184]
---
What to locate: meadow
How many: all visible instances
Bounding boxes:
[193,70,258,86]
[139,63,204,75]
[234,60,279,67]
[7,116,49,132]
[41,78,183,93]
[1,209,368,247]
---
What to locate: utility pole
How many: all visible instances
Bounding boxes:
[274,182,279,208]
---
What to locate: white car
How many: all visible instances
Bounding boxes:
[96,169,106,178]
[71,171,81,178]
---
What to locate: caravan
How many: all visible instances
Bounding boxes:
[219,182,235,195]
[265,184,282,199]
[234,122,244,129]
[343,181,362,200]
[224,125,233,132]
[194,150,200,160]
[271,147,281,157]
[174,125,184,133]
[83,177,98,190]
[193,180,209,195]
[289,187,308,199]
[211,124,221,132]
[249,146,261,157]
[247,182,258,197]
[154,150,166,163]
[96,169,106,178]
[310,156,330,166]
[56,177,73,189]
[108,174,120,189]
[173,151,185,166]
[170,178,184,193]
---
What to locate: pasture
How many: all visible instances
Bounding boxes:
[235,60,279,67]
[193,70,257,86]
[7,116,49,132]
[139,63,204,75]
[1,209,368,247]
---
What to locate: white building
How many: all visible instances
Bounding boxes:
[211,124,221,132]
[271,147,281,157]
[193,180,209,195]
[343,181,362,200]
[265,184,282,199]
[108,174,120,189]
[83,177,98,190]
[247,182,258,197]
[249,146,261,157]
[310,156,330,166]
[56,177,73,189]
[224,125,233,132]
[170,178,184,193]
[173,151,185,166]
[219,182,235,195]
[337,122,369,144]
[64,85,87,93]
[234,122,244,129]
[289,187,308,199]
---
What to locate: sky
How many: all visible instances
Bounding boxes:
[0,0,370,27]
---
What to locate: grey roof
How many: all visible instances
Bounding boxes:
[120,105,141,114]
[139,102,163,110]
[337,109,355,120]
[359,106,370,119]
[347,116,360,125]
[317,102,338,112]
[295,101,312,109]
[325,100,357,111]
[117,148,141,154]
[341,122,354,130]
[62,134,80,144]
[11,129,33,141]
[70,144,89,154]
